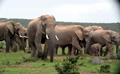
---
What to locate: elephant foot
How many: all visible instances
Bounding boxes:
[37,52,43,58]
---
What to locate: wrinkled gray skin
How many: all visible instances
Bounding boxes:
[46,25,86,56]
[84,26,103,54]
[15,27,28,52]
[28,15,57,62]
[0,21,27,53]
[85,29,119,56]
[71,26,103,55]
[90,43,101,56]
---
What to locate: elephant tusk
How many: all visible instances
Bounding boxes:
[55,35,59,40]
[19,35,24,38]
[46,34,49,39]
[24,36,28,38]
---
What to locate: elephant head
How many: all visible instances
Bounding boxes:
[103,30,119,55]
[16,27,28,52]
[40,15,58,62]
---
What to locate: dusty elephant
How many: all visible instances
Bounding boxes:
[15,27,28,52]
[71,25,103,55]
[28,14,58,62]
[90,43,101,56]
[0,21,27,53]
[45,25,86,57]
[85,29,119,56]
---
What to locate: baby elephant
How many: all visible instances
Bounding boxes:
[90,43,101,56]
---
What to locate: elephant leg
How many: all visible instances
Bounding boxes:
[10,39,17,52]
[35,33,43,58]
[43,40,49,61]
[31,45,36,58]
[48,49,50,56]
[29,41,36,58]
[54,47,57,56]
[5,38,10,53]
[72,39,82,56]
[62,47,66,55]
[106,42,113,56]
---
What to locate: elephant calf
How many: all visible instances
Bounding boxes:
[90,43,101,56]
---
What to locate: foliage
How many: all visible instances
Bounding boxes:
[99,64,111,73]
[55,56,80,74]
[0,41,5,49]
[117,52,120,59]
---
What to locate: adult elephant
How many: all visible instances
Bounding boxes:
[15,27,28,52]
[28,14,58,62]
[85,29,119,56]
[0,21,27,53]
[44,25,86,57]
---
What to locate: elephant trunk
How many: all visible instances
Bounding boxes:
[85,42,91,54]
[48,34,55,62]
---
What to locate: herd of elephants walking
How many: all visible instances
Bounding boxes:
[0,14,119,62]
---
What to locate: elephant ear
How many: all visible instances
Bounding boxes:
[103,32,111,42]
[74,26,83,41]
[7,22,14,34]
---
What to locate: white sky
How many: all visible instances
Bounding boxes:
[0,0,119,23]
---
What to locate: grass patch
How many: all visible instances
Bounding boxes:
[0,43,120,74]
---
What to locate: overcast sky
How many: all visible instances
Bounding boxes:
[0,0,119,23]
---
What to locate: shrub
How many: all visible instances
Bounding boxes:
[117,52,120,59]
[55,56,80,74]
[99,64,110,73]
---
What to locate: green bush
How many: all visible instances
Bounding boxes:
[55,56,80,74]
[99,64,110,73]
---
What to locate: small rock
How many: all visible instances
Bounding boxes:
[90,57,104,64]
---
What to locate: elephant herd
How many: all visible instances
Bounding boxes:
[0,14,119,62]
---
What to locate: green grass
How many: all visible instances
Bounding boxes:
[0,43,120,74]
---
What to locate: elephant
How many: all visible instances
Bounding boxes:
[58,26,103,55]
[0,21,27,53]
[90,43,101,56]
[85,26,103,31]
[85,29,119,56]
[28,14,58,62]
[15,27,28,52]
[45,25,86,57]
